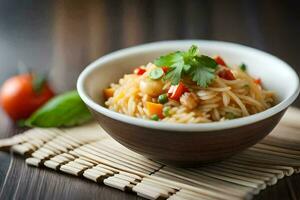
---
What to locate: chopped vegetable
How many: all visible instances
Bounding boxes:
[23,90,92,127]
[146,102,163,118]
[163,106,170,117]
[139,78,163,97]
[254,78,261,85]
[151,114,159,121]
[240,63,247,71]
[149,68,164,80]
[134,67,146,75]
[168,82,187,101]
[214,56,227,66]
[154,45,218,87]
[103,88,114,99]
[225,112,236,119]
[218,69,235,80]
[243,84,250,89]
[158,94,168,104]
[0,73,54,121]
[162,66,169,73]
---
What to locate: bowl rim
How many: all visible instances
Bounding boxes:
[77,40,300,132]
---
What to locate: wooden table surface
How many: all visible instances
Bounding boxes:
[0,0,299,199]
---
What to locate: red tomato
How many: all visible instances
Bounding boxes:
[168,82,188,101]
[162,66,169,73]
[218,69,235,80]
[0,74,54,121]
[134,67,146,75]
[214,56,227,66]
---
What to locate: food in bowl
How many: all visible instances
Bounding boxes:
[78,40,299,164]
[103,45,276,123]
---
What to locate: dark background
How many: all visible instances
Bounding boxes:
[0,0,300,199]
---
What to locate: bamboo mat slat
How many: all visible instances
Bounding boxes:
[1,108,300,200]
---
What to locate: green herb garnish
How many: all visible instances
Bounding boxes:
[149,68,164,80]
[151,114,159,121]
[243,84,250,89]
[154,45,218,87]
[23,90,92,127]
[240,63,247,71]
[158,94,168,104]
[225,112,236,119]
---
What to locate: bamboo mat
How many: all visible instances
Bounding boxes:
[1,108,300,200]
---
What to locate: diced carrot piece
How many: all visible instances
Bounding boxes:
[103,88,114,99]
[146,102,163,118]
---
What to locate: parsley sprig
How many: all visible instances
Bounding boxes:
[154,45,218,87]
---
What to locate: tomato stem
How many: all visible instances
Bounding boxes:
[32,74,46,95]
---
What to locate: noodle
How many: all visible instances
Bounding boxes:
[104,63,276,123]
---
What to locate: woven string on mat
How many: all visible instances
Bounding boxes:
[1,107,300,200]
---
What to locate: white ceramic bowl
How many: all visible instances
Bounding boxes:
[77,40,300,165]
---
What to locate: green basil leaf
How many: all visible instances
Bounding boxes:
[24,90,92,127]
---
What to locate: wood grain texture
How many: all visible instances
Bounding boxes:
[0,0,299,199]
[0,155,144,200]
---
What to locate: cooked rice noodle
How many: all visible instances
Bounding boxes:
[104,63,276,123]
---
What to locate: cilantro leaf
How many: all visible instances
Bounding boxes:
[154,52,183,67]
[190,55,217,87]
[183,64,191,73]
[154,51,185,85]
[164,61,184,85]
[187,45,199,57]
[197,55,218,69]
[154,45,218,87]
[190,63,216,87]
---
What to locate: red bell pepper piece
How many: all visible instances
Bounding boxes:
[218,69,235,80]
[214,56,227,66]
[134,67,146,75]
[254,78,261,85]
[168,82,188,101]
[162,66,169,73]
